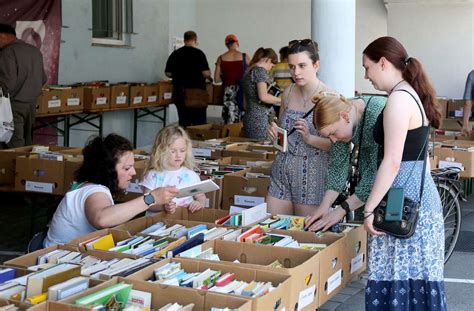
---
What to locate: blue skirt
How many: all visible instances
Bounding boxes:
[366,161,447,310]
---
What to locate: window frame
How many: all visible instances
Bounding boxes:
[91,0,134,47]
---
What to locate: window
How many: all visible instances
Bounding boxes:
[91,0,133,46]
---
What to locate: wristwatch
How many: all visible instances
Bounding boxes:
[340,201,351,216]
[143,193,155,207]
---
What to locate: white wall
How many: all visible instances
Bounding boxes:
[355,0,388,94]
[386,0,474,98]
[59,0,175,147]
[196,0,312,74]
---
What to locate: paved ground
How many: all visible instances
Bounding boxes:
[319,195,474,311]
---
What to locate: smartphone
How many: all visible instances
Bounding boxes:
[385,187,404,221]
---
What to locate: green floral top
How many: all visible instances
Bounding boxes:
[325,95,387,202]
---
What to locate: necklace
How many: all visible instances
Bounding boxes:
[300,80,321,107]
[389,79,405,94]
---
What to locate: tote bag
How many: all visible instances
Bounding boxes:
[0,88,14,143]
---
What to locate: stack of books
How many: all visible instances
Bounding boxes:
[152,263,275,298]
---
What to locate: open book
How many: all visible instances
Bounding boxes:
[176,179,219,198]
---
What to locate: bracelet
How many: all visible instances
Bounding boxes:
[363,211,374,219]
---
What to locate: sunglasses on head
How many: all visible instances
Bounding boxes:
[288,39,315,49]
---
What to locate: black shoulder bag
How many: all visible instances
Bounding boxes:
[372,90,429,239]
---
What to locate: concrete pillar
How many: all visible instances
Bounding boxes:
[311,0,356,97]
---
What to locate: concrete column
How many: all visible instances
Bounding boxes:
[311,0,356,97]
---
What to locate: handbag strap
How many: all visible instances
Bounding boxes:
[353,96,373,170]
[392,89,429,202]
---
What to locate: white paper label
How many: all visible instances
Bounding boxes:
[350,253,364,274]
[163,92,172,100]
[48,99,61,108]
[116,96,127,104]
[147,95,157,103]
[234,195,265,207]
[454,109,464,118]
[297,284,316,310]
[25,181,54,193]
[126,182,143,194]
[438,160,463,170]
[133,96,143,104]
[193,148,212,157]
[96,97,107,105]
[204,198,210,208]
[67,98,80,106]
[326,269,342,294]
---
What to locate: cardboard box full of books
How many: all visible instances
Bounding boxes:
[187,123,243,141]
[434,140,474,177]
[83,86,111,112]
[158,80,173,106]
[127,258,290,310]
[14,153,82,195]
[109,84,130,109]
[183,239,321,311]
[341,224,367,282]
[269,229,348,306]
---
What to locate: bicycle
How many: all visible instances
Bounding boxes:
[430,166,466,264]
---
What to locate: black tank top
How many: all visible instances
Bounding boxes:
[373,89,429,161]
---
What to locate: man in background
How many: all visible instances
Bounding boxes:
[165,30,212,127]
[461,70,473,136]
[0,23,47,148]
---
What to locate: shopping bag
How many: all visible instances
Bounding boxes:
[0,88,14,143]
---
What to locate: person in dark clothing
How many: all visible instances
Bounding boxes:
[165,31,212,127]
[0,23,47,148]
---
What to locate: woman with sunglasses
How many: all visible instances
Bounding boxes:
[241,47,281,139]
[266,39,334,216]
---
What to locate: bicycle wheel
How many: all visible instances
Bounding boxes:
[437,182,462,264]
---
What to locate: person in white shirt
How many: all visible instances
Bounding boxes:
[44,134,178,247]
[141,125,206,215]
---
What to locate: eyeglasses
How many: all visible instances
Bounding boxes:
[288,39,315,49]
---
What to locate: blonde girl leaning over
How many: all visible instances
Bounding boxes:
[266,39,334,216]
[140,125,206,215]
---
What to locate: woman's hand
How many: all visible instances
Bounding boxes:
[294,118,311,143]
[304,205,331,231]
[363,211,385,236]
[151,186,179,205]
[305,207,345,232]
[163,202,177,214]
[188,200,204,213]
[267,121,278,141]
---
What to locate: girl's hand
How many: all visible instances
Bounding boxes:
[188,200,204,213]
[306,207,345,232]
[294,119,311,142]
[267,121,278,141]
[363,212,385,236]
[163,202,177,214]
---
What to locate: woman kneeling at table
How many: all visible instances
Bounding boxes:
[44,134,179,247]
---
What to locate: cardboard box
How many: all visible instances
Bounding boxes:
[4,244,78,269]
[200,175,223,209]
[36,89,65,115]
[222,168,271,210]
[146,208,229,225]
[217,156,273,169]
[14,153,83,195]
[55,277,252,311]
[83,86,111,112]
[447,99,470,119]
[222,143,275,160]
[0,146,77,185]
[342,225,367,282]
[435,140,474,177]
[429,155,438,169]
[212,83,224,105]
[187,239,320,311]
[66,229,132,253]
[143,84,160,106]
[62,87,84,113]
[192,145,223,160]
[130,85,146,108]
[109,84,130,109]
[127,258,290,311]
[269,229,347,306]
[187,123,243,141]
[158,80,173,105]
[437,98,448,120]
